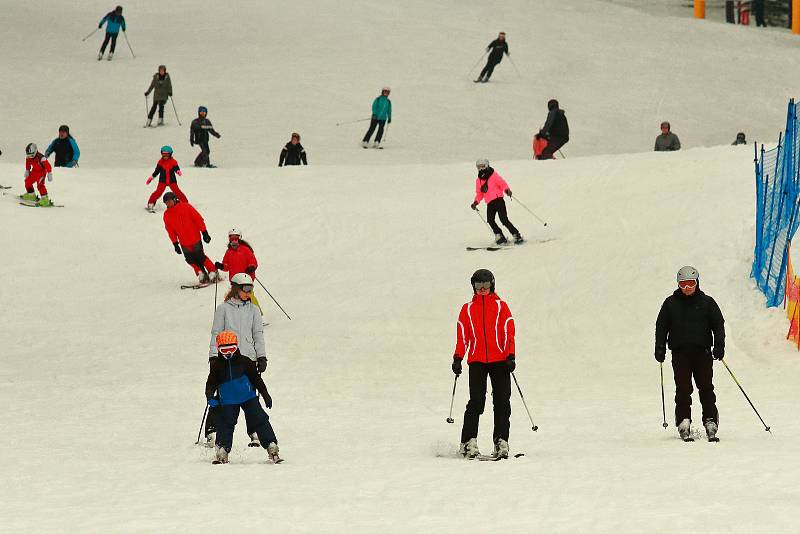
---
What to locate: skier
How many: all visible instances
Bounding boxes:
[753,0,766,27]
[97,5,125,61]
[146,145,187,211]
[190,106,221,168]
[452,269,516,459]
[361,87,392,149]
[279,132,308,166]
[44,125,80,167]
[732,132,747,146]
[474,32,509,83]
[162,191,218,284]
[535,99,569,160]
[205,330,279,464]
[654,121,681,151]
[655,266,725,442]
[207,273,268,447]
[214,229,263,313]
[470,159,523,245]
[144,65,172,127]
[21,143,54,207]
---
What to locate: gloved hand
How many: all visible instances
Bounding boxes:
[452,357,462,376]
[190,141,194,147]
[207,398,219,407]
[388,119,392,124]
[470,201,478,210]
[505,189,512,197]
[505,354,516,372]
[654,345,666,363]
[176,170,182,176]
[257,357,267,373]
[47,172,53,182]
[99,23,103,28]
[202,231,211,244]
[214,132,222,139]
[24,170,30,178]
[173,242,182,254]
[245,266,256,274]
[214,261,224,270]
[263,392,273,409]
[144,91,149,96]
[712,346,724,361]
[146,176,154,184]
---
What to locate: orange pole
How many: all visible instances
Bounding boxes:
[794,0,800,34]
[695,0,706,19]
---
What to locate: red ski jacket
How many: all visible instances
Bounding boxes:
[151,157,181,184]
[163,201,207,247]
[454,293,515,364]
[221,244,258,280]
[26,153,52,182]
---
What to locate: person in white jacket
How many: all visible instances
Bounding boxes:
[205,273,267,447]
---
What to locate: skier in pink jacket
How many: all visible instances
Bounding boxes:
[470,159,523,245]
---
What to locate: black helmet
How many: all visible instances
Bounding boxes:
[547,99,559,111]
[58,124,69,133]
[470,269,495,293]
[162,191,178,203]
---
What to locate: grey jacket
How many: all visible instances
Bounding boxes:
[209,298,265,361]
[654,132,681,151]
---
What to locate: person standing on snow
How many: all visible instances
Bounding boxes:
[470,159,523,245]
[452,269,516,459]
[146,145,187,211]
[535,99,569,160]
[44,125,80,168]
[206,273,268,447]
[654,121,681,151]
[21,143,54,207]
[474,32,509,83]
[655,266,725,442]
[279,132,308,166]
[97,5,126,61]
[205,330,280,464]
[214,229,263,314]
[190,106,221,167]
[144,65,173,127]
[361,87,392,149]
[162,191,218,285]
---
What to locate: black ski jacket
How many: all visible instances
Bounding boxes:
[486,39,509,62]
[279,142,307,166]
[540,109,569,141]
[655,288,725,352]
[190,117,220,145]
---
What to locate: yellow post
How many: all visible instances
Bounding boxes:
[694,0,706,19]
[794,0,800,34]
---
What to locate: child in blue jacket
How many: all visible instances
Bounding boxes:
[361,87,392,149]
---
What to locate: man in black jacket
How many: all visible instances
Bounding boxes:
[475,32,509,83]
[536,99,569,160]
[190,106,221,167]
[279,132,308,166]
[655,266,725,441]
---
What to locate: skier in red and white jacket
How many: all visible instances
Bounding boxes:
[214,228,263,313]
[22,143,54,206]
[162,192,218,284]
[452,269,516,459]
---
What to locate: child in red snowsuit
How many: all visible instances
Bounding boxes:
[23,143,53,202]
[146,145,187,210]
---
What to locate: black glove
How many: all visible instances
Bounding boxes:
[245,266,256,274]
[190,141,194,147]
[173,242,182,254]
[505,189,512,197]
[505,354,516,372]
[654,345,666,363]
[214,261,224,270]
[202,231,211,244]
[712,346,724,361]
[470,201,478,210]
[99,24,103,28]
[257,357,267,373]
[452,357,462,376]
[263,392,273,409]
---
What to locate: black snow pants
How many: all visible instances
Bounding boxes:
[538,137,568,160]
[461,361,512,444]
[362,118,386,143]
[214,397,278,452]
[148,100,166,120]
[194,141,211,167]
[100,32,119,53]
[671,346,718,426]
[486,197,519,237]
[479,57,501,80]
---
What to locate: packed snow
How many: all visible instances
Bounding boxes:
[2,1,800,532]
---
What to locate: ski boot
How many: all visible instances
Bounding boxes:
[146,203,156,213]
[678,419,692,441]
[513,233,525,244]
[459,438,480,459]
[37,195,53,207]
[495,233,508,245]
[157,117,164,126]
[97,52,103,61]
[20,192,38,202]
[494,438,510,459]
[473,76,484,83]
[704,419,719,442]
[145,118,153,128]
[267,442,282,463]
[213,445,229,464]
[198,271,211,285]
[246,433,260,447]
[372,141,380,149]
[204,432,215,448]
[107,52,113,61]
[361,141,369,149]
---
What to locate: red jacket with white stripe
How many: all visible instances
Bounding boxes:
[454,293,515,364]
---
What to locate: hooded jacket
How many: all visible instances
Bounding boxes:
[540,103,569,141]
[210,298,266,362]
[99,11,126,34]
[487,38,509,62]
[145,72,173,102]
[190,117,220,145]
[45,135,80,167]
[655,288,725,351]
[371,95,392,121]
[206,352,269,405]
[163,201,207,247]
[454,292,515,364]
[474,168,510,205]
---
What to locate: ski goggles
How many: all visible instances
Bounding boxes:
[239,284,254,293]
[218,344,237,356]
[473,281,492,290]
[229,235,240,242]
[678,280,697,289]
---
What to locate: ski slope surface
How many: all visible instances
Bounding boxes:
[2,0,800,533]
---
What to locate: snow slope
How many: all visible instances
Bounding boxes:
[3,0,800,532]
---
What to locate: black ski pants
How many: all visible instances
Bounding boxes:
[181,242,211,273]
[461,361,512,443]
[479,57,501,80]
[100,32,118,53]
[537,137,568,160]
[363,118,386,143]
[148,100,166,120]
[486,197,519,237]
[753,0,766,27]
[671,346,718,426]
[214,397,277,452]
[194,141,211,167]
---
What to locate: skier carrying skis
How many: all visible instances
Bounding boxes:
[144,65,172,127]
[146,145,187,211]
[190,106,221,167]
[214,229,263,314]
[162,191,218,284]
[655,266,725,442]
[361,87,392,149]
[207,273,267,447]
[279,132,308,166]
[470,159,523,245]
[97,5,125,61]
[475,32,509,83]
[205,330,279,464]
[452,269,516,459]
[21,143,54,207]
[44,125,80,168]
[535,99,569,160]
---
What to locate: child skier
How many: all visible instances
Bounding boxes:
[44,125,80,167]
[97,5,125,61]
[162,191,218,285]
[279,132,308,166]
[470,159,523,245]
[452,269,516,459]
[214,229,263,313]
[146,145,187,211]
[144,65,172,127]
[206,330,280,464]
[21,143,54,207]
[361,87,392,149]
[190,106,221,167]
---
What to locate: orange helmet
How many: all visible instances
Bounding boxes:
[216,330,239,354]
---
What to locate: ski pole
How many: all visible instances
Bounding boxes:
[382,123,389,143]
[82,27,100,42]
[721,360,771,433]
[557,149,566,159]
[335,117,370,126]
[473,206,493,234]
[195,403,209,445]
[122,31,135,58]
[213,273,219,312]
[509,195,548,227]
[446,375,459,423]
[170,97,182,126]
[145,94,149,119]
[660,362,668,429]
[511,372,538,431]
[507,55,522,78]
[254,276,292,320]
[468,50,488,75]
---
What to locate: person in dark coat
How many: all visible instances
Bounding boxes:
[654,266,725,441]
[535,99,569,160]
[753,0,766,27]
[654,121,681,151]
[190,106,221,167]
[44,125,80,167]
[475,32,509,83]
[279,133,308,166]
[732,132,747,145]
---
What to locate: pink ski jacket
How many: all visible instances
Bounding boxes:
[474,171,510,204]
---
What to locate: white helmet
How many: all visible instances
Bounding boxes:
[231,273,253,286]
[382,86,391,93]
[228,228,242,237]
[25,143,37,157]
[677,266,699,282]
[476,158,489,169]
